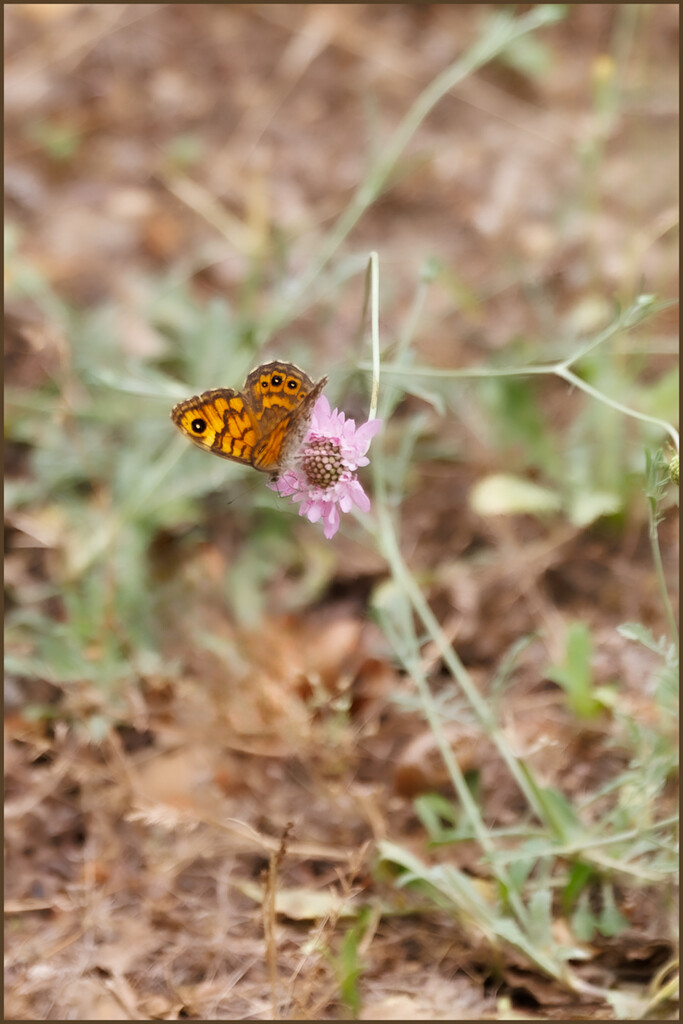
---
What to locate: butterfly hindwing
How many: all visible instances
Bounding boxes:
[171,388,258,464]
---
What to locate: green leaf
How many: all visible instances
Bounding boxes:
[337,907,372,1018]
[414,793,459,841]
[617,622,665,654]
[598,883,629,938]
[571,890,597,942]
[499,32,552,79]
[470,474,561,517]
[569,489,622,527]
[562,861,594,916]
[546,622,602,719]
[534,786,583,843]
[527,889,553,946]
[506,851,537,894]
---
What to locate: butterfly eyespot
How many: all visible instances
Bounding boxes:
[287,379,299,390]
[271,374,283,386]
[191,418,207,434]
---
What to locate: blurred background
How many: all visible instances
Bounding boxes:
[5,5,679,1020]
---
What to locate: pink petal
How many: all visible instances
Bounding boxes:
[305,501,323,523]
[323,503,340,538]
[349,478,371,512]
[313,394,331,419]
[339,489,353,513]
[354,418,382,447]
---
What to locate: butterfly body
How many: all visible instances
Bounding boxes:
[171,361,327,476]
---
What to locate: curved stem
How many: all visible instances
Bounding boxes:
[555,366,680,453]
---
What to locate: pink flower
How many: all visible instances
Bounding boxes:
[269,395,382,538]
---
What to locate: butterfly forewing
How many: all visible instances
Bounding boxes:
[171,388,258,464]
[252,375,327,473]
[244,361,315,435]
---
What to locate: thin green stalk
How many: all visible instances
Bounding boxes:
[495,813,678,861]
[365,251,380,423]
[376,498,554,829]
[556,365,680,453]
[363,361,559,378]
[647,487,679,650]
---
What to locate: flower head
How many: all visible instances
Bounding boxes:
[269,395,382,538]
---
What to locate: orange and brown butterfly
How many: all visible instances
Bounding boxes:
[171,361,328,478]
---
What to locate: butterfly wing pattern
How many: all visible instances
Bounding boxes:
[171,361,328,476]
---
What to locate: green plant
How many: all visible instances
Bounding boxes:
[545,621,616,720]
[361,249,678,1000]
[330,908,373,1019]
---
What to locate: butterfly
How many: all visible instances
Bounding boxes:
[171,361,328,477]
